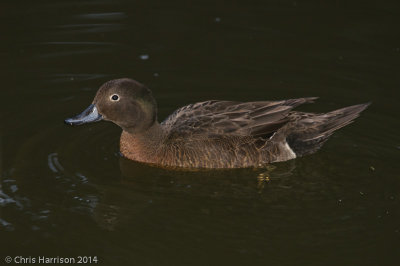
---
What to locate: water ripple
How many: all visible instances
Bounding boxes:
[52,23,124,33]
[75,12,128,20]
[29,41,126,47]
[48,153,64,173]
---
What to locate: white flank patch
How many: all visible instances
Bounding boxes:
[274,141,297,162]
[283,141,297,159]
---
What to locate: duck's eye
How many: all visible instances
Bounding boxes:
[110,94,119,101]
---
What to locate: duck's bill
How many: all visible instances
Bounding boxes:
[64,104,103,126]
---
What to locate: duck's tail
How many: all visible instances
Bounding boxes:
[286,103,370,157]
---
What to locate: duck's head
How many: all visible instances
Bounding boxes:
[65,78,157,133]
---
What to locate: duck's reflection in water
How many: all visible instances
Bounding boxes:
[91,157,297,231]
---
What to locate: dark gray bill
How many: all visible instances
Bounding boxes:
[64,104,103,125]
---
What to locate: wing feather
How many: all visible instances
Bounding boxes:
[161,97,317,138]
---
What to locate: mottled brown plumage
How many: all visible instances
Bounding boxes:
[65,78,369,169]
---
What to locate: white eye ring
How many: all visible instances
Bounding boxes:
[110,94,120,101]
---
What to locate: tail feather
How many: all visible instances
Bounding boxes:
[287,103,370,156]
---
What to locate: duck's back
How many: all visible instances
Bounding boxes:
[153,98,311,168]
[161,98,317,137]
[155,99,369,168]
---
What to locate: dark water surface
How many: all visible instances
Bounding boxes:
[1,0,400,265]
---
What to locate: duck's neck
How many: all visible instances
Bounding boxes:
[120,122,166,163]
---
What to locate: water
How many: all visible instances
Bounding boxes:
[1,0,400,265]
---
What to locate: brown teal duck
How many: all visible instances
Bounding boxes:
[65,78,369,168]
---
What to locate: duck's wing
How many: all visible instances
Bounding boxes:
[161,97,317,138]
